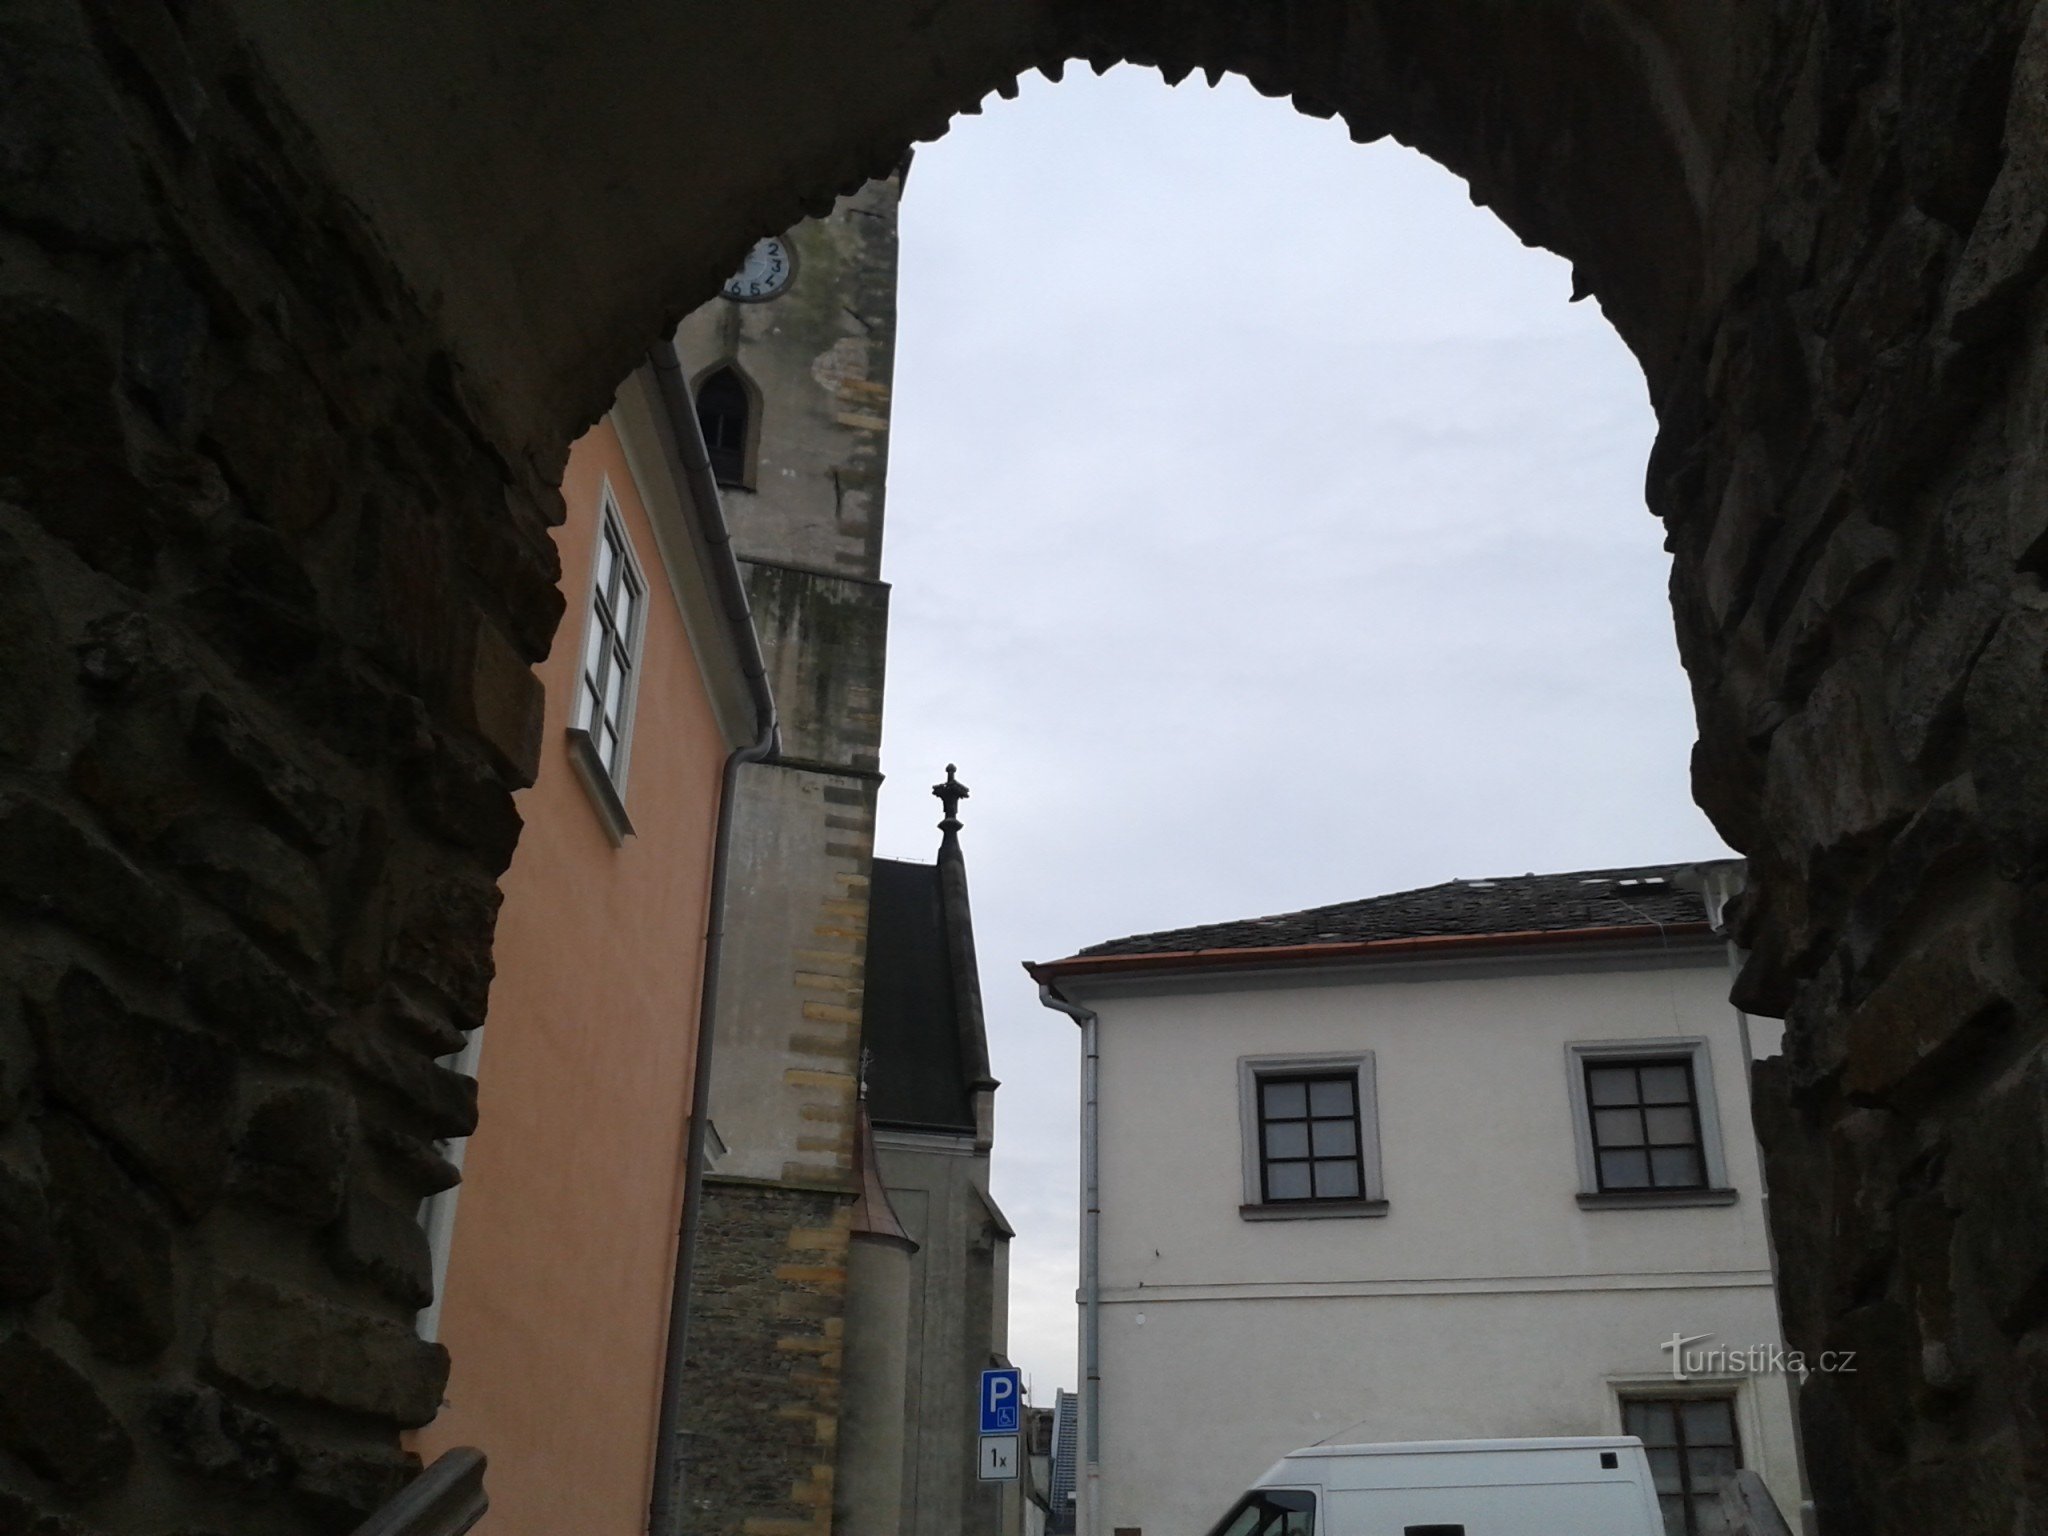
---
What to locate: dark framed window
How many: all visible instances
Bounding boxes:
[1585,1058,1707,1192]
[1256,1073,1363,1203]
[695,366,752,487]
[1622,1397,1740,1536]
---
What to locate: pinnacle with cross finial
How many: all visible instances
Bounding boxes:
[933,763,968,833]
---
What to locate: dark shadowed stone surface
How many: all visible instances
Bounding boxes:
[328,1020,477,1143]
[0,4,537,1530]
[188,694,352,853]
[182,925,337,1063]
[282,1441,418,1527]
[322,1186,433,1311]
[0,535,60,772]
[1839,923,2012,1108]
[0,797,183,966]
[39,1116,175,1364]
[0,1489,110,1536]
[1949,1056,2048,1336]
[0,1161,56,1307]
[27,968,233,1220]
[0,1332,134,1492]
[207,1274,447,1428]
[159,814,330,964]
[151,1386,289,1488]
[1964,602,2048,875]
[232,1083,351,1223]
[0,994,26,1135]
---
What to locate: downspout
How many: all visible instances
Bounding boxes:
[1037,982,1100,1536]
[647,339,780,1536]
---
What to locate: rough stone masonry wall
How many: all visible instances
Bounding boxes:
[0,1,559,1531]
[679,1184,852,1536]
[1664,4,2048,1530]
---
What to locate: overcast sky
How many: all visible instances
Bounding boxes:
[865,67,1728,1405]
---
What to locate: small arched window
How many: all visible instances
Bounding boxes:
[696,367,752,488]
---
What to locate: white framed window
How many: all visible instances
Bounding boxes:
[1566,1038,1737,1209]
[565,487,647,842]
[1236,1053,1386,1220]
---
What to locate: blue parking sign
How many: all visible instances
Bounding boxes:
[979,1367,1022,1434]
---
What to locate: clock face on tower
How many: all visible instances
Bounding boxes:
[721,237,796,302]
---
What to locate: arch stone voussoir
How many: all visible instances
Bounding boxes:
[1,0,2046,1531]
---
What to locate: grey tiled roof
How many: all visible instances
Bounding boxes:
[1078,864,1714,958]
[1048,1390,1078,1535]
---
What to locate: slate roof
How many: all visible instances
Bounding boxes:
[862,856,981,1134]
[1047,1389,1079,1535]
[1075,864,1715,959]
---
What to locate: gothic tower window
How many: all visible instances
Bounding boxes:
[696,365,753,488]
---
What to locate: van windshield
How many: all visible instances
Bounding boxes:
[1201,1488,1315,1536]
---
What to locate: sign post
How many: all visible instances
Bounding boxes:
[977,1367,1022,1483]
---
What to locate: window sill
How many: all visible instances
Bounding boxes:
[1239,1199,1389,1222]
[1577,1187,1738,1210]
[566,726,634,846]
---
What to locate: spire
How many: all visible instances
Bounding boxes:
[934,763,968,836]
[929,764,998,1109]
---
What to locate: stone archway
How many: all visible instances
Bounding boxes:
[1,2,2044,1533]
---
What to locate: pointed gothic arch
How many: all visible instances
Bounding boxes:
[692,362,761,490]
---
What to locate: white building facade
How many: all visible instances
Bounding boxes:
[1031,865,1809,1536]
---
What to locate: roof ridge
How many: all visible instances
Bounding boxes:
[1067,859,1730,961]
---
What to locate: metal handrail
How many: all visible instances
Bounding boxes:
[348,1447,488,1536]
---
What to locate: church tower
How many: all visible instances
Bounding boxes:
[668,174,903,1536]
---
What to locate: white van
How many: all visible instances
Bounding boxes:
[1201,1437,1666,1536]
